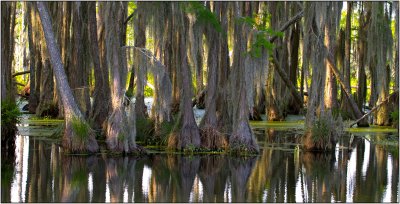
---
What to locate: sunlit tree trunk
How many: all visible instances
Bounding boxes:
[368,2,392,126]
[303,2,336,151]
[37,1,99,153]
[103,2,139,153]
[324,2,341,110]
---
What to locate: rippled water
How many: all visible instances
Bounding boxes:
[1,127,399,202]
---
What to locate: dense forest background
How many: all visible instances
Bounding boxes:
[1,1,399,154]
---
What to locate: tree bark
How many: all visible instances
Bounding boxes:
[356,6,367,110]
[288,18,301,114]
[228,2,259,154]
[37,1,99,153]
[69,2,91,118]
[103,2,139,153]
[134,2,147,120]
[168,3,201,150]
[88,2,110,132]
[26,2,39,113]
[1,2,16,102]
[199,2,227,150]
[395,1,399,90]
[324,2,341,110]
[216,2,231,132]
[341,2,354,118]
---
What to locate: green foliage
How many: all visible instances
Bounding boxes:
[1,161,14,187]
[136,118,154,143]
[158,121,175,145]
[311,118,330,143]
[238,15,284,58]
[144,85,153,97]
[390,109,399,126]
[183,144,196,154]
[71,116,90,142]
[182,1,222,33]
[308,112,343,151]
[1,100,22,127]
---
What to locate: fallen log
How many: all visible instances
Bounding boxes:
[349,89,399,127]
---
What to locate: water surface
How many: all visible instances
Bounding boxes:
[1,125,399,202]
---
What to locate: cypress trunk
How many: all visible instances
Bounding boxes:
[37,1,99,153]
[168,3,201,150]
[199,2,227,150]
[228,2,259,154]
[134,2,148,120]
[88,2,110,132]
[340,2,354,118]
[103,2,140,153]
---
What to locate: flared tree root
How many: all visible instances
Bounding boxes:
[229,122,259,155]
[200,125,228,151]
[168,124,200,151]
[106,108,143,154]
[62,118,99,154]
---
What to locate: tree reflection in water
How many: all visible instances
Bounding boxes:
[1,130,399,202]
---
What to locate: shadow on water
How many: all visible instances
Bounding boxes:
[1,127,399,202]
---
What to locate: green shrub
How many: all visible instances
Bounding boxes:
[1,100,21,128]
[390,109,399,122]
[136,118,154,143]
[390,109,399,127]
[311,118,330,143]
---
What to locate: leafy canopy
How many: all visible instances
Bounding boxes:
[182,1,222,33]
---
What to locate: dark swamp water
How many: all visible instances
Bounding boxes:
[1,117,399,203]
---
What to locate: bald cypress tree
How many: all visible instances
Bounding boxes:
[37,1,98,153]
[167,2,201,150]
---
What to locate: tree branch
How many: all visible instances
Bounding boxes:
[123,10,136,25]
[12,70,30,78]
[270,10,304,43]
[271,52,304,107]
